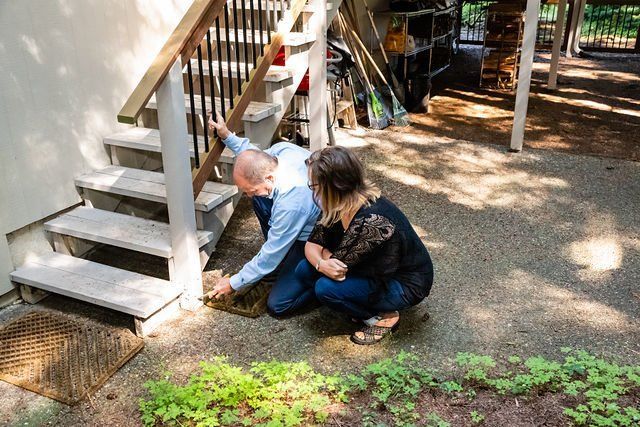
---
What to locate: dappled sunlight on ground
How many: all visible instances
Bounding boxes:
[569,237,622,273]
[500,269,636,333]
[348,129,570,211]
[563,212,639,283]
[534,91,640,119]
[418,46,640,161]
[534,61,640,86]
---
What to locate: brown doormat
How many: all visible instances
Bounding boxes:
[0,311,144,405]
[204,281,272,318]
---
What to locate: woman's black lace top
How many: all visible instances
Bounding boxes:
[308,197,433,302]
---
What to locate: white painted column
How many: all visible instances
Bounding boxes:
[156,59,203,311]
[308,0,328,151]
[565,0,584,58]
[510,0,541,152]
[548,0,567,89]
[572,0,587,55]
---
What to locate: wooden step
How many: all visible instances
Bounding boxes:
[75,166,237,212]
[209,29,316,46]
[10,252,180,319]
[146,94,280,123]
[45,207,214,258]
[104,127,235,164]
[186,59,293,83]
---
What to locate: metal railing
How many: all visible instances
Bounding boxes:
[579,0,639,51]
[460,0,640,53]
[118,0,305,196]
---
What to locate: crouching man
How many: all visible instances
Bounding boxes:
[203,115,321,317]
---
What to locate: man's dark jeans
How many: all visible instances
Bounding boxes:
[252,196,318,317]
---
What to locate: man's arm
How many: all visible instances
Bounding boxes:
[230,206,313,291]
[222,133,260,155]
[209,114,260,155]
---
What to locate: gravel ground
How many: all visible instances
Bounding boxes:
[417,46,640,161]
[1,126,639,426]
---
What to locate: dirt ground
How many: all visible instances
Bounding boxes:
[1,52,640,426]
[417,46,640,161]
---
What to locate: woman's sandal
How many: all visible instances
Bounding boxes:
[350,321,400,345]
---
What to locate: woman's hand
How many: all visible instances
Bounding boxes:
[318,258,348,281]
[208,112,231,140]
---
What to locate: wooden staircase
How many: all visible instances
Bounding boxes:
[10,0,337,336]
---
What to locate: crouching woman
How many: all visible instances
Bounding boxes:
[295,146,434,345]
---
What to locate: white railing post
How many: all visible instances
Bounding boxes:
[308,0,328,151]
[548,0,567,89]
[156,59,203,311]
[510,0,541,152]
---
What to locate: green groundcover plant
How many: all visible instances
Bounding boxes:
[139,349,640,427]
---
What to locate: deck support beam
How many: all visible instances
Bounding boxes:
[566,0,586,58]
[510,0,541,152]
[548,0,568,89]
[308,0,328,151]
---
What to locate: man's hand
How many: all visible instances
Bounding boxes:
[318,258,348,281]
[208,112,231,140]
[202,276,233,300]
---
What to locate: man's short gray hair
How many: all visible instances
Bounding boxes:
[235,149,278,184]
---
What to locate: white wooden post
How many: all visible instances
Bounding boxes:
[509,0,541,152]
[548,0,567,89]
[308,0,328,151]
[572,0,587,55]
[156,59,203,311]
[565,0,584,58]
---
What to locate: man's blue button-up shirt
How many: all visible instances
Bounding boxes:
[222,133,320,291]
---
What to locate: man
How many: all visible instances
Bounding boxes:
[203,115,321,317]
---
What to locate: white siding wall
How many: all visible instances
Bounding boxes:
[0,0,192,297]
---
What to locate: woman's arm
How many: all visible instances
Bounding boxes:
[304,241,325,269]
[305,241,347,281]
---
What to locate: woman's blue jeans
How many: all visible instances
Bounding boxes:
[294,259,416,320]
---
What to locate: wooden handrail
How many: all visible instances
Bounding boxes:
[191,0,308,196]
[117,0,226,124]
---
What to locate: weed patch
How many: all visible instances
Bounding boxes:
[139,350,640,426]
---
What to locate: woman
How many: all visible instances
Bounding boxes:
[295,146,433,345]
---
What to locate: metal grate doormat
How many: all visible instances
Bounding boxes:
[0,311,144,405]
[205,280,272,318]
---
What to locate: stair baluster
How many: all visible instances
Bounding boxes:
[257,0,265,54]
[196,44,210,152]
[250,0,258,66]
[232,0,243,95]
[205,30,218,140]
[186,60,200,168]
[224,4,235,107]
[215,17,227,118]
[241,0,250,81]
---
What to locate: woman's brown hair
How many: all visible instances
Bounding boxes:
[306,146,380,226]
